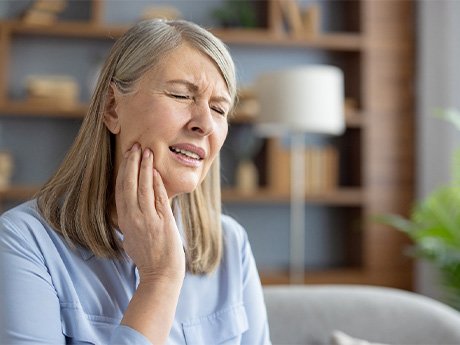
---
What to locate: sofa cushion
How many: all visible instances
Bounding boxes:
[331,330,388,345]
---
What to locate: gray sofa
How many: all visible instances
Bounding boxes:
[263,285,460,345]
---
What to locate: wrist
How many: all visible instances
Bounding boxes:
[138,272,184,290]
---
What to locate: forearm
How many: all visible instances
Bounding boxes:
[121,279,182,345]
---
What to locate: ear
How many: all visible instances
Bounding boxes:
[103,83,121,135]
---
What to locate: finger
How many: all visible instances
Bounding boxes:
[138,148,155,214]
[153,168,173,219]
[122,143,141,210]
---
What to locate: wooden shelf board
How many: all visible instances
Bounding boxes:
[0,101,87,118]
[0,100,365,128]
[260,268,369,285]
[260,268,413,289]
[222,187,363,206]
[232,110,365,128]
[212,29,363,51]
[1,21,362,51]
[3,21,127,39]
[230,112,258,124]
[0,185,40,200]
[2,186,363,206]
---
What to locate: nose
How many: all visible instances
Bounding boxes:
[188,101,214,136]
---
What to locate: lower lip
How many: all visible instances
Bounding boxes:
[170,150,202,167]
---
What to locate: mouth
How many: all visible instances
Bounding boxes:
[169,145,205,161]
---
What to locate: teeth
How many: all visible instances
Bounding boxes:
[171,147,201,160]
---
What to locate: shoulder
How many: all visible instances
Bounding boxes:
[1,200,45,231]
[221,214,249,252]
[0,200,51,251]
[221,214,246,238]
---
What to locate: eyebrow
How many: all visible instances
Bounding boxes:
[166,79,231,105]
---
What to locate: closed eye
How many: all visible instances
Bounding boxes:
[212,107,226,116]
[169,93,191,100]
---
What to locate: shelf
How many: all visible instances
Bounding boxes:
[230,112,258,124]
[2,21,127,39]
[1,21,362,51]
[211,29,363,51]
[260,268,369,285]
[0,185,39,200]
[232,110,365,128]
[0,185,363,206]
[222,187,363,206]
[0,100,366,128]
[260,267,413,290]
[0,101,87,118]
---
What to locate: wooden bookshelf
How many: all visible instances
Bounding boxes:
[222,187,363,206]
[0,0,415,289]
[0,21,362,51]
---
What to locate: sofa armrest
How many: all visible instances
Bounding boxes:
[264,285,460,345]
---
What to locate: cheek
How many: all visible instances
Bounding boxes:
[119,123,145,151]
[214,126,229,153]
[205,125,227,164]
[203,129,226,175]
[119,110,163,148]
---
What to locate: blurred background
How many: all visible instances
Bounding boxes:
[0,0,458,306]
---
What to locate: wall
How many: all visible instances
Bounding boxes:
[417,0,460,297]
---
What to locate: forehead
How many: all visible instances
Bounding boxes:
[140,44,229,95]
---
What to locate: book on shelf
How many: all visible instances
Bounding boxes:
[25,75,79,109]
[276,0,321,38]
[301,4,321,37]
[277,0,304,38]
[266,138,339,195]
[140,6,182,21]
[21,0,67,25]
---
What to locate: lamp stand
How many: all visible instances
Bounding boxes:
[289,131,306,284]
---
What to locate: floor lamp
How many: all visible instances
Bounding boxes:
[255,66,345,284]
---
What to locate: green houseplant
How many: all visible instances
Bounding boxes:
[378,109,460,310]
[211,0,257,28]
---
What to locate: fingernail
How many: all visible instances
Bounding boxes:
[132,143,140,151]
[143,148,151,158]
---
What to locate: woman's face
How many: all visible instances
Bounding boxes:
[105,43,231,198]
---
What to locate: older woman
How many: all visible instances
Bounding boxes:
[0,19,270,345]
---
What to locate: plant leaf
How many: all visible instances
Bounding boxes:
[434,108,460,132]
[374,214,415,236]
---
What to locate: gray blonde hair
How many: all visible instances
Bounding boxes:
[37,19,237,274]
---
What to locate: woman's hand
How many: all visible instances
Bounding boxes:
[115,143,185,285]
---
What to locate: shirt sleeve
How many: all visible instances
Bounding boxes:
[0,216,153,345]
[110,325,152,345]
[0,217,65,344]
[239,227,272,345]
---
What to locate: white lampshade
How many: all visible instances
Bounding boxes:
[255,65,345,135]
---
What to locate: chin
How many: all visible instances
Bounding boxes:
[165,178,200,198]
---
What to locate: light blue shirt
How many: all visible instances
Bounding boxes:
[0,200,271,344]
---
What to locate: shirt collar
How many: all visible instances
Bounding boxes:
[77,245,95,261]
